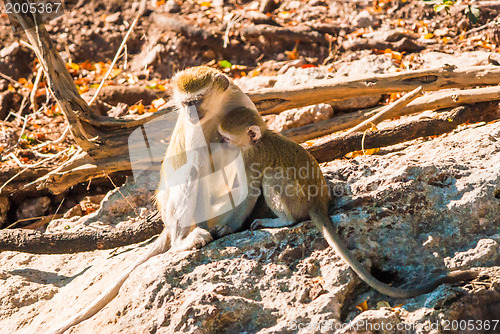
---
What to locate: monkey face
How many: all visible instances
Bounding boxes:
[182,98,204,123]
[172,66,230,123]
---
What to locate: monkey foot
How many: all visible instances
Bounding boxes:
[172,227,213,251]
[211,225,233,238]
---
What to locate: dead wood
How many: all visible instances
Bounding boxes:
[341,86,423,137]
[249,64,500,115]
[282,85,500,143]
[9,2,169,157]
[307,102,500,163]
[0,211,163,254]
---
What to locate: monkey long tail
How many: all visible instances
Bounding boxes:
[310,210,478,298]
[48,227,171,334]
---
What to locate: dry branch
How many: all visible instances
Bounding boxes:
[0,212,163,254]
[341,86,423,137]
[282,85,500,143]
[249,64,500,115]
[10,1,168,157]
[307,102,500,163]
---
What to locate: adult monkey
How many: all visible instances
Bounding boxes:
[49,66,262,333]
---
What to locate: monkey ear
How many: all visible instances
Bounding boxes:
[247,126,262,143]
[214,73,229,91]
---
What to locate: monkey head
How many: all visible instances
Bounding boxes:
[171,66,230,123]
[218,107,267,149]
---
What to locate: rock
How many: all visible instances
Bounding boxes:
[0,197,9,228]
[0,128,18,153]
[1,119,498,333]
[329,95,381,112]
[104,12,122,24]
[267,103,334,131]
[352,10,376,28]
[233,75,277,91]
[15,197,51,221]
[165,0,181,13]
[329,55,396,111]
[416,51,495,68]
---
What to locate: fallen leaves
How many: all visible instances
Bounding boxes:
[356,299,368,312]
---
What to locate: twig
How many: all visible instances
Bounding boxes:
[0,71,23,89]
[223,2,250,48]
[0,147,70,195]
[0,120,16,127]
[89,0,148,106]
[20,40,34,51]
[30,65,44,112]
[340,86,423,137]
[32,124,70,150]
[463,14,500,36]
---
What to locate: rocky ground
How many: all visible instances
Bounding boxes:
[0,0,499,333]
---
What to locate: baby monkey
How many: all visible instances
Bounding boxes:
[218,107,478,298]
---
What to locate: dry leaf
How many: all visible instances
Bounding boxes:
[130,102,145,115]
[312,277,324,285]
[345,150,363,158]
[356,299,369,312]
[392,303,405,310]
[285,44,299,60]
[377,301,391,309]
[248,69,260,77]
[363,147,380,155]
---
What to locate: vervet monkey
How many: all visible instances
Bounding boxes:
[218,107,479,298]
[50,67,263,333]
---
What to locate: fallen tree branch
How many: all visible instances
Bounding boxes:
[0,212,163,254]
[307,102,500,163]
[249,64,500,115]
[341,86,423,137]
[282,85,500,143]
